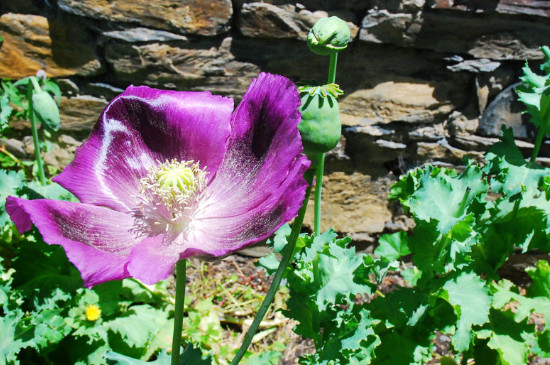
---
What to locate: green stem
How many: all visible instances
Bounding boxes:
[230,170,315,365]
[314,153,325,236]
[328,53,338,84]
[27,79,46,185]
[171,259,187,365]
[530,126,546,163]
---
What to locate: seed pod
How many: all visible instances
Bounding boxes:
[32,90,60,132]
[298,84,342,156]
[307,16,351,56]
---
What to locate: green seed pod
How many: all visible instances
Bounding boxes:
[307,16,351,56]
[32,90,60,132]
[298,84,342,156]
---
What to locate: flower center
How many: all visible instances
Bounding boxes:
[132,159,207,241]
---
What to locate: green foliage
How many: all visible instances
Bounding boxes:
[517,45,550,131]
[262,122,550,364]
[0,76,61,137]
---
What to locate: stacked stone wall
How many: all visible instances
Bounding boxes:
[1,0,549,242]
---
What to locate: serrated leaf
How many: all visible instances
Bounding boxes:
[408,165,487,234]
[105,305,170,353]
[0,310,27,363]
[443,272,491,351]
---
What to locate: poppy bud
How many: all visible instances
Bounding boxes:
[307,16,351,56]
[298,84,342,156]
[32,90,60,132]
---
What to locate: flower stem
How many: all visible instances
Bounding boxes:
[530,126,546,163]
[171,259,187,365]
[230,169,315,365]
[27,79,46,186]
[312,52,339,236]
[328,53,338,84]
[314,153,325,236]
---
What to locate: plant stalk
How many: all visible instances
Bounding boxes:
[530,126,546,163]
[230,169,315,365]
[312,52,339,236]
[328,53,338,84]
[27,79,46,185]
[171,259,187,365]
[314,153,325,236]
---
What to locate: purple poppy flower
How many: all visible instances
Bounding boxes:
[6,73,310,287]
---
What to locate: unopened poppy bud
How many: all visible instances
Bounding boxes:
[298,84,343,156]
[307,16,351,56]
[32,90,60,132]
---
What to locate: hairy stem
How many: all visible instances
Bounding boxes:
[27,79,46,185]
[171,259,187,365]
[230,170,315,365]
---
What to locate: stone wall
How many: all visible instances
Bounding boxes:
[1,0,550,243]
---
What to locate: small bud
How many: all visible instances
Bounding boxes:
[32,90,60,132]
[307,16,351,56]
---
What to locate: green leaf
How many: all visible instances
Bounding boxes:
[375,231,410,261]
[0,92,13,132]
[443,272,491,351]
[21,181,77,202]
[12,236,83,299]
[105,345,211,365]
[484,310,535,365]
[408,165,487,234]
[0,310,27,363]
[526,260,550,297]
[0,169,25,226]
[105,305,171,354]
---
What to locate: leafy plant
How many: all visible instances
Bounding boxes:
[258,47,550,364]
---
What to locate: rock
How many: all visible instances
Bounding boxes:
[447,59,501,73]
[59,95,109,132]
[0,138,27,158]
[368,0,426,12]
[0,0,45,15]
[303,171,394,234]
[83,83,124,100]
[239,3,358,41]
[57,0,233,36]
[416,139,483,163]
[0,13,103,78]
[102,28,189,43]
[432,0,550,17]
[360,9,421,46]
[104,37,260,98]
[497,1,550,17]
[478,82,533,139]
[339,79,454,125]
[43,143,75,171]
[361,8,550,60]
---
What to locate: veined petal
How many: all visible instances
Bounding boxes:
[205,73,310,218]
[6,196,137,287]
[188,156,309,257]
[54,86,234,212]
[190,73,311,257]
[127,236,180,285]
